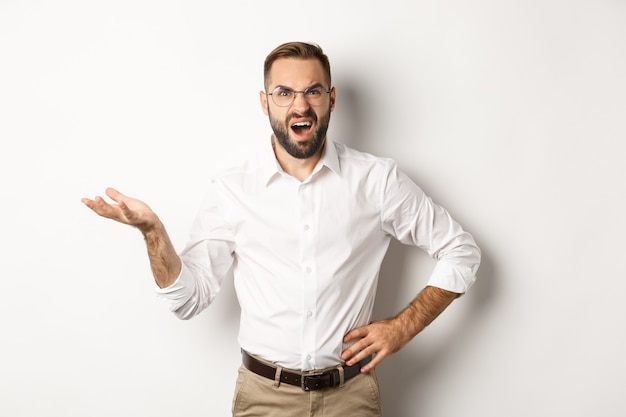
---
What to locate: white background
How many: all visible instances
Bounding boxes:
[1,1,625,416]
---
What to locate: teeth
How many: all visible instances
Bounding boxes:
[292,122,311,127]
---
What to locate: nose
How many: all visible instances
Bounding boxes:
[291,91,311,110]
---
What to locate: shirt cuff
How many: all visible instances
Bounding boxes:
[153,260,194,308]
[426,259,478,294]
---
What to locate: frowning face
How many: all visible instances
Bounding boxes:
[260,58,336,160]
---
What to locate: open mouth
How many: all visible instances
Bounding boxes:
[291,120,312,135]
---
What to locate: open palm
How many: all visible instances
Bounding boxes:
[81,187,158,233]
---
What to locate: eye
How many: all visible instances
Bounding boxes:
[305,87,323,96]
[276,88,293,97]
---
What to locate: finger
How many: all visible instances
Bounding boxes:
[360,352,385,373]
[105,188,143,222]
[342,329,366,357]
[343,326,367,343]
[102,189,137,221]
[87,195,125,221]
[80,197,95,208]
[81,197,110,215]
[341,342,362,363]
[345,340,378,366]
[117,199,141,225]
[118,199,131,215]
[105,187,123,203]
[342,337,376,365]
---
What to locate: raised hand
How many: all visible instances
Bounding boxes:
[81,187,159,234]
[81,187,181,287]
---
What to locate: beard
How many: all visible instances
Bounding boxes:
[269,107,331,159]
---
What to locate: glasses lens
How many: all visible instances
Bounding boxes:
[303,87,325,106]
[271,87,293,107]
[270,87,329,107]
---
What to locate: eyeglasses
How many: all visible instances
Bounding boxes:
[266,85,331,107]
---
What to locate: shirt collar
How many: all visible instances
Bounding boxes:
[260,137,341,186]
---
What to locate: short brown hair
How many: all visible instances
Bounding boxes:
[263,42,331,90]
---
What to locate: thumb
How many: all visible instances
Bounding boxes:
[105,187,123,202]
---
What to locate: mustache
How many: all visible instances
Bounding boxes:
[288,110,317,122]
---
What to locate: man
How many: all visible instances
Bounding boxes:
[82,41,480,416]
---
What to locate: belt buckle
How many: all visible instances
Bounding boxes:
[301,371,331,391]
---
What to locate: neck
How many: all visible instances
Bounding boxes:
[272,136,325,182]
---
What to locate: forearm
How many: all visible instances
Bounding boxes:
[143,220,182,288]
[341,285,460,369]
[394,285,459,339]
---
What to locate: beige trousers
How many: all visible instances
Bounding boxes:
[232,365,383,416]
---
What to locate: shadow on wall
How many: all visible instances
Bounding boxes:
[335,77,497,415]
[329,79,372,150]
[373,238,496,416]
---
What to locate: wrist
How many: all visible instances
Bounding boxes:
[392,310,422,342]
[140,217,164,239]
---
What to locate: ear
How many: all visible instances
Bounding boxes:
[260,90,269,116]
[329,86,336,112]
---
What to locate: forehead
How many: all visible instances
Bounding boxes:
[267,58,328,89]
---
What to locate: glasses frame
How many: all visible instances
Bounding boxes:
[266,84,332,107]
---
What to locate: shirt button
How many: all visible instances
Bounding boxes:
[305,267,312,274]
[304,224,310,231]
[306,355,311,361]
[307,310,313,317]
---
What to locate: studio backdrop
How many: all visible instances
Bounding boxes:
[1,1,625,416]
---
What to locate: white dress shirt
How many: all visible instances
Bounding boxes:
[156,139,480,370]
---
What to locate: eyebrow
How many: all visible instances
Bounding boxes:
[274,82,326,91]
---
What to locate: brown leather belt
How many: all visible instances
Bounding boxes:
[242,350,372,391]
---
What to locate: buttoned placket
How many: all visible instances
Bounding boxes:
[298,180,317,370]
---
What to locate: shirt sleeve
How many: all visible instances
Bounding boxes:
[380,161,481,293]
[154,180,236,319]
